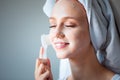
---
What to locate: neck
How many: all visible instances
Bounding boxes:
[68,45,114,80]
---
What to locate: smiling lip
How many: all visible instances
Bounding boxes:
[54,42,69,49]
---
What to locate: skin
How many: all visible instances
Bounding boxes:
[49,0,90,59]
[35,0,115,80]
[35,47,53,80]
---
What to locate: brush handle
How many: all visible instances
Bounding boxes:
[42,46,47,59]
[39,46,47,59]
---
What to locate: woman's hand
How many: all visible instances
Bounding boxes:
[35,47,53,80]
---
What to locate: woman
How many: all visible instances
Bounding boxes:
[35,0,120,80]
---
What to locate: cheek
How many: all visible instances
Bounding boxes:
[69,37,82,53]
[68,30,90,51]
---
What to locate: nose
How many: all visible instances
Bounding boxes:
[56,31,65,39]
[49,25,65,39]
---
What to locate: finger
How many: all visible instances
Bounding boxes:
[43,69,53,80]
[40,70,50,80]
[35,59,40,71]
[38,63,45,75]
[35,59,44,76]
[35,63,45,80]
[35,59,41,78]
[35,58,48,72]
[35,58,45,69]
[38,58,49,65]
[38,63,51,75]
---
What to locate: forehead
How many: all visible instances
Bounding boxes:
[50,0,86,20]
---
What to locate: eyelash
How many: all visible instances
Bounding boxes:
[49,25,56,28]
[64,25,76,27]
[49,24,76,28]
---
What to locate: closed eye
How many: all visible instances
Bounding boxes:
[49,25,56,28]
[64,25,76,28]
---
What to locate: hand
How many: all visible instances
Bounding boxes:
[35,47,53,80]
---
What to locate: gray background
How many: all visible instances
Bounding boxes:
[0,0,59,80]
[0,0,120,80]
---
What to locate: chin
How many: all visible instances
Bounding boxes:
[56,52,69,59]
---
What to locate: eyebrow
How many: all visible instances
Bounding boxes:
[49,16,81,21]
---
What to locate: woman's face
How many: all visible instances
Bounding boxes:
[49,0,91,59]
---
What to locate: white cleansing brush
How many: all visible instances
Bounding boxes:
[39,34,51,59]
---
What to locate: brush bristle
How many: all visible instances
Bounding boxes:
[41,34,50,47]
